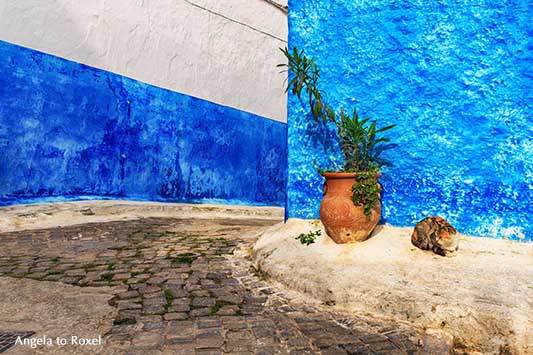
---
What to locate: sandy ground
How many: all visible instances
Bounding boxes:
[253,219,533,355]
[0,200,283,232]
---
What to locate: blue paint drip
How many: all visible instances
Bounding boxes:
[0,41,287,207]
[287,0,533,241]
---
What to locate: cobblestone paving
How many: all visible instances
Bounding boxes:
[0,218,423,354]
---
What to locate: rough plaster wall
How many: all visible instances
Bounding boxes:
[0,0,288,121]
[287,0,532,240]
[0,41,287,206]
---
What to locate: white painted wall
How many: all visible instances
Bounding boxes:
[0,0,288,122]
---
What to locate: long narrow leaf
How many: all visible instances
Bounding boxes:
[375,124,397,133]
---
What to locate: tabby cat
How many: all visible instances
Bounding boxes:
[411,216,459,257]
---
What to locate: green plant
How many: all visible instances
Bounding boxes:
[279,47,395,215]
[113,317,137,325]
[337,108,395,172]
[209,301,232,315]
[352,169,381,216]
[278,47,335,125]
[164,288,174,306]
[250,265,268,280]
[166,252,197,265]
[295,229,321,245]
[100,272,114,282]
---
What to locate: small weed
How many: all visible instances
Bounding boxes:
[295,229,321,246]
[209,303,222,315]
[250,265,267,281]
[167,253,197,265]
[164,289,174,305]
[209,301,232,315]
[101,273,114,281]
[113,317,137,325]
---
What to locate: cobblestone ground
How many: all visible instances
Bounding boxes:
[0,218,423,354]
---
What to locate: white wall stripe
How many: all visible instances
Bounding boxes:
[0,0,288,122]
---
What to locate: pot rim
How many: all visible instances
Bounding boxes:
[321,171,382,179]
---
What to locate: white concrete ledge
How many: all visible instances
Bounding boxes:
[0,200,284,232]
[253,219,533,355]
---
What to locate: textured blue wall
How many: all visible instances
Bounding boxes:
[288,0,532,240]
[0,41,287,207]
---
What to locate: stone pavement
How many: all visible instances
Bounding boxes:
[0,217,424,354]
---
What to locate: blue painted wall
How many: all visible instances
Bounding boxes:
[287,0,532,240]
[0,40,287,207]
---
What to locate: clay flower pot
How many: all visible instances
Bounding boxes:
[319,172,381,243]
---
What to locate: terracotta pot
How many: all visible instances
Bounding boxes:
[319,172,381,243]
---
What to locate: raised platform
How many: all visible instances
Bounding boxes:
[253,219,533,355]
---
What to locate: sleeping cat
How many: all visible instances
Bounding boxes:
[411,216,459,257]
